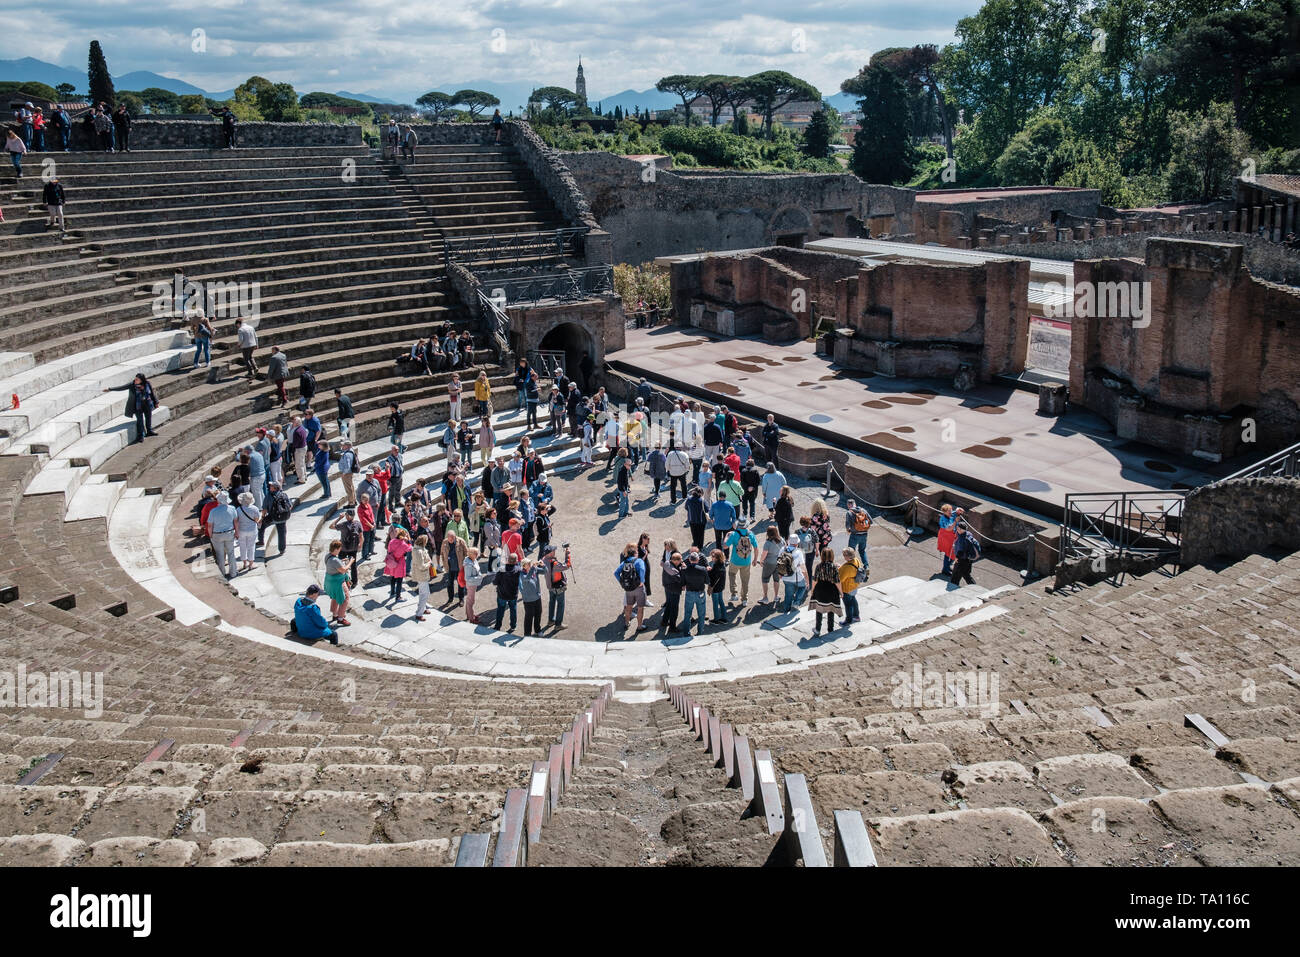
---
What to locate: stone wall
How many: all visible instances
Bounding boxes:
[68,119,364,150]
[914,187,1101,245]
[1181,477,1300,567]
[996,230,1300,288]
[1070,238,1300,458]
[560,151,916,265]
[671,246,863,340]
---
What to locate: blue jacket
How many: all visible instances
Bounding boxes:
[709,499,736,530]
[294,597,333,640]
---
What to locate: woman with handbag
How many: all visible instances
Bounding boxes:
[120,374,159,444]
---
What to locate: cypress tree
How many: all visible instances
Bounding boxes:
[87,40,115,107]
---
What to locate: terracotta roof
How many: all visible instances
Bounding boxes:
[1250,174,1300,200]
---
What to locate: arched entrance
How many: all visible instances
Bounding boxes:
[537,321,598,392]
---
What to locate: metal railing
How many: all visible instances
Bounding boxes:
[1060,491,1186,568]
[476,287,512,357]
[1223,440,1300,481]
[481,265,614,306]
[528,350,567,378]
[443,227,587,269]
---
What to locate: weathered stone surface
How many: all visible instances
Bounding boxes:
[1034,753,1158,800]
[874,807,1066,866]
[0,833,86,866]
[948,761,1055,811]
[1130,747,1242,789]
[84,837,200,866]
[1153,783,1300,865]
[265,839,453,867]
[1044,796,1199,867]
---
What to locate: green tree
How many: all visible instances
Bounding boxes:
[696,75,742,127]
[843,64,915,184]
[875,44,955,158]
[139,87,181,114]
[116,91,145,116]
[178,94,207,114]
[0,80,62,102]
[236,76,299,121]
[1164,101,1252,202]
[87,40,115,107]
[803,107,833,159]
[416,90,456,121]
[55,82,77,99]
[736,71,821,139]
[992,113,1069,185]
[453,89,500,118]
[655,74,707,126]
[940,0,1082,178]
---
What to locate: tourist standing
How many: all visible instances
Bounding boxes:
[520,558,543,636]
[441,531,468,606]
[678,551,708,636]
[710,490,737,550]
[262,479,292,556]
[659,551,683,635]
[950,523,981,586]
[774,485,795,540]
[542,543,570,630]
[234,492,262,571]
[387,402,406,452]
[809,548,843,635]
[123,374,159,443]
[937,504,960,576]
[761,414,781,465]
[616,543,648,633]
[723,517,757,605]
[475,371,492,417]
[495,554,521,631]
[313,439,332,501]
[463,547,483,623]
[777,536,807,613]
[331,508,363,587]
[685,486,707,549]
[42,176,66,233]
[707,549,728,624]
[324,541,353,625]
[839,547,864,623]
[385,528,412,602]
[647,444,667,500]
[758,526,784,603]
[207,492,238,579]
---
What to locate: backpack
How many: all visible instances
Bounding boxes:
[619,559,641,591]
[734,532,752,560]
[852,509,870,534]
[775,550,794,578]
[349,452,360,474]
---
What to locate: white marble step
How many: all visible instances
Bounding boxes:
[106,491,219,626]
[24,463,90,509]
[0,347,186,448]
[65,473,126,522]
[0,329,187,401]
[0,351,35,380]
[60,405,172,471]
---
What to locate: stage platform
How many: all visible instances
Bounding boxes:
[613,327,1232,517]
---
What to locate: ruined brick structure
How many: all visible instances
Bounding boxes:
[560,152,915,265]
[1070,239,1300,459]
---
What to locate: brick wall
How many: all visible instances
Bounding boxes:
[1070,239,1300,457]
[914,188,1101,244]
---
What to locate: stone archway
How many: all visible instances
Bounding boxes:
[537,321,599,392]
[767,204,813,247]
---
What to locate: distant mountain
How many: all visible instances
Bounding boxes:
[115,71,206,95]
[334,90,397,104]
[826,91,861,113]
[590,88,679,114]
[0,57,84,91]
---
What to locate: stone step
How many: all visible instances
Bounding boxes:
[64,473,127,522]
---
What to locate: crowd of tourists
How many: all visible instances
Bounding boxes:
[180,344,984,645]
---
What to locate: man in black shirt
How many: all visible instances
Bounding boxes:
[388,402,406,452]
[494,554,521,631]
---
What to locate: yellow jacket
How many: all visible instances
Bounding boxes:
[839,558,863,593]
[474,378,491,401]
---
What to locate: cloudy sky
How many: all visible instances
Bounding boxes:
[3,0,981,101]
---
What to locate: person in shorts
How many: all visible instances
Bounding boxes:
[615,543,648,633]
